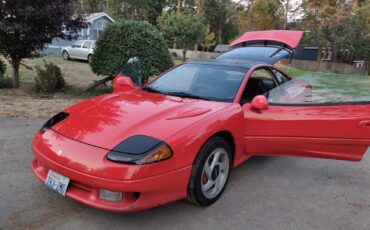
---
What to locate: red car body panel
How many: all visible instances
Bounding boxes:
[243,104,370,161]
[53,91,230,150]
[229,30,304,49]
[31,30,370,212]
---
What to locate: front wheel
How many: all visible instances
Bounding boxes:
[62,51,70,60]
[187,137,232,206]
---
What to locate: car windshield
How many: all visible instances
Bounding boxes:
[145,63,247,102]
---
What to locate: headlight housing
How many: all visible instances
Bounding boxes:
[41,112,69,133]
[107,135,173,165]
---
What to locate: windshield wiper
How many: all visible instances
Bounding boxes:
[142,87,164,94]
[165,91,210,101]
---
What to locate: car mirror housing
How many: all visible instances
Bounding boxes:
[113,74,135,93]
[250,95,269,110]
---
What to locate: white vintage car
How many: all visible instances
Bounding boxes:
[61,40,95,63]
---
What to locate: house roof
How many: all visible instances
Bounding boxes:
[83,12,115,23]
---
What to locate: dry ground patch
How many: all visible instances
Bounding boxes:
[0,56,110,118]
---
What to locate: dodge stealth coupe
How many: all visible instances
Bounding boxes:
[31,30,370,212]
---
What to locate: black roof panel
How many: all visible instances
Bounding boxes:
[187,59,265,69]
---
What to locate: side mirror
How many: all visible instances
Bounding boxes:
[113,74,135,93]
[250,95,269,110]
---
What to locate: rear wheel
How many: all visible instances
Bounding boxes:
[62,51,70,60]
[87,54,92,64]
[187,137,232,206]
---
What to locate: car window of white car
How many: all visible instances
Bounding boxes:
[83,41,92,49]
[71,40,84,48]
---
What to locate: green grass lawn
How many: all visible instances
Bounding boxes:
[278,65,370,103]
[2,55,111,98]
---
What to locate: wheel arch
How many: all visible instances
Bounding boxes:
[209,130,235,160]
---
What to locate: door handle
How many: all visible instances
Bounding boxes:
[359,120,370,128]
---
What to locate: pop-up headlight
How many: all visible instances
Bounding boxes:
[41,112,69,133]
[107,135,172,165]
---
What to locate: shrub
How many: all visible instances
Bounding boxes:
[35,60,65,93]
[0,76,13,88]
[90,20,173,83]
[0,58,6,77]
[0,58,13,88]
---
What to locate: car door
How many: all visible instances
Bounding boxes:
[241,69,370,161]
[69,40,84,58]
[79,41,92,60]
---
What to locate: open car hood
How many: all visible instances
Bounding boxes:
[217,30,304,65]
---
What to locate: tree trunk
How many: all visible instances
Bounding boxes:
[331,50,337,73]
[85,75,114,92]
[11,58,21,88]
[177,0,181,12]
[218,23,222,44]
[182,49,187,62]
[315,47,322,72]
[362,61,369,76]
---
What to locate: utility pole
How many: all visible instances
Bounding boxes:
[284,0,289,29]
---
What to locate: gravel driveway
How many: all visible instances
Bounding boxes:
[1,118,369,230]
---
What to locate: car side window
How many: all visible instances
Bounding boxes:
[71,40,83,48]
[271,68,289,84]
[240,68,278,105]
[83,41,92,49]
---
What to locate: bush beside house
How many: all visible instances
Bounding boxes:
[90,20,173,83]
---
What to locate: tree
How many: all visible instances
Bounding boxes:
[300,0,368,71]
[203,24,217,51]
[0,0,85,88]
[158,12,205,61]
[202,0,239,44]
[238,0,284,31]
[89,20,173,88]
[166,0,197,12]
[120,0,166,25]
[76,0,167,25]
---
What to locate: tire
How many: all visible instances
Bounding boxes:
[87,54,92,64]
[62,51,70,60]
[187,136,232,206]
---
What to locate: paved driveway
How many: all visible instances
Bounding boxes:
[1,118,369,230]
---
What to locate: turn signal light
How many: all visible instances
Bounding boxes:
[99,189,123,202]
[137,144,173,165]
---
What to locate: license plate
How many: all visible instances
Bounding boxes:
[45,170,70,196]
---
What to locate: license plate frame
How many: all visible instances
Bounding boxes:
[45,170,70,197]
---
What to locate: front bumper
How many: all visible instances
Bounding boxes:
[31,129,192,212]
[31,158,191,212]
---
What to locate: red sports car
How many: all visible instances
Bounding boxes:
[31,30,370,212]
